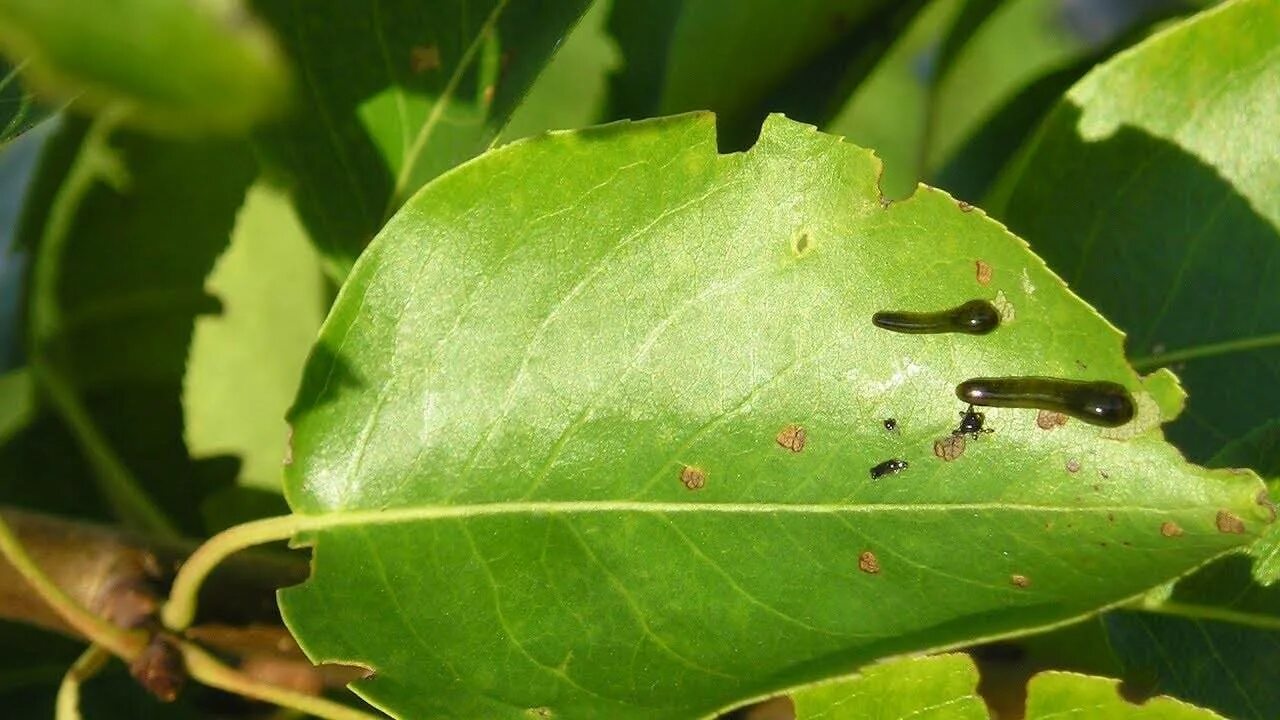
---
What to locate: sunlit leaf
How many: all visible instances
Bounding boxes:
[282,114,1268,719]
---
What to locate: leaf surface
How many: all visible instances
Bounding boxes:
[791,654,987,718]
[282,114,1268,719]
[988,0,1280,463]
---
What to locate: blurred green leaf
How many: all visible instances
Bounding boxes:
[501,0,620,142]
[280,114,1266,719]
[607,0,924,149]
[1107,556,1280,720]
[183,181,326,493]
[248,0,593,275]
[0,367,29,442]
[11,116,251,533]
[989,0,1280,463]
[0,59,50,144]
[0,0,288,135]
[826,0,959,199]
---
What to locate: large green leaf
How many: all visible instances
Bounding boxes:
[281,114,1267,719]
[248,0,592,274]
[988,0,1280,463]
[0,0,288,134]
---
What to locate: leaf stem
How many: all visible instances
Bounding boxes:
[180,642,383,720]
[26,109,178,540]
[0,514,146,659]
[55,645,111,720]
[1130,332,1280,371]
[163,514,303,630]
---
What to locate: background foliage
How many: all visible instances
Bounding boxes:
[0,0,1275,718]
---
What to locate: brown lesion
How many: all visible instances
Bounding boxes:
[680,466,706,491]
[858,551,880,574]
[775,424,806,453]
[1215,510,1246,534]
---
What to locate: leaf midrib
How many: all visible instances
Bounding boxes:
[291,499,1216,526]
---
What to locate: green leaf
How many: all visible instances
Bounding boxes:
[283,114,1268,719]
[500,0,620,142]
[607,0,923,149]
[988,0,1280,463]
[0,58,50,145]
[0,367,30,443]
[791,654,987,718]
[790,653,1224,719]
[0,0,288,135]
[1209,421,1280,584]
[1106,571,1280,720]
[1025,670,1226,719]
[826,0,960,199]
[14,116,251,533]
[184,181,326,493]
[248,0,593,274]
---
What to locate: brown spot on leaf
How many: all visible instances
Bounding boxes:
[1036,410,1068,430]
[776,424,806,453]
[482,84,495,104]
[858,551,880,574]
[1107,513,1115,523]
[526,708,553,719]
[680,466,706,491]
[879,196,892,209]
[1216,510,1246,534]
[1160,521,1183,537]
[283,425,294,467]
[1010,574,1030,588]
[1065,458,1081,473]
[934,434,965,462]
[975,259,992,286]
[957,200,974,212]
[1257,490,1277,523]
[410,45,441,73]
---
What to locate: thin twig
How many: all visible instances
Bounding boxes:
[181,642,383,720]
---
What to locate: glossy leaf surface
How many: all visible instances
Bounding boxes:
[282,114,1267,719]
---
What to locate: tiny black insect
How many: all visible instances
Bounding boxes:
[953,404,994,438]
[870,458,909,479]
[883,418,898,432]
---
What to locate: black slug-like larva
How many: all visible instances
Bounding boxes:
[872,299,1000,335]
[955,377,1135,428]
